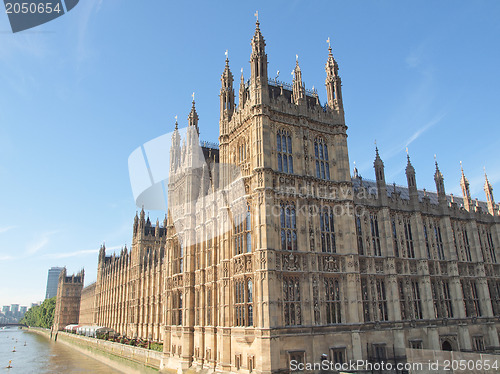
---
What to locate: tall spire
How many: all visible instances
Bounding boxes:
[188,93,199,134]
[239,67,246,110]
[170,116,181,173]
[220,51,235,121]
[250,13,268,102]
[434,155,446,204]
[484,167,495,215]
[292,56,305,104]
[405,148,418,200]
[325,37,343,111]
[373,144,387,203]
[460,161,472,211]
[373,145,385,183]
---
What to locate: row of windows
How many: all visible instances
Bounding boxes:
[358,214,497,263]
[276,130,330,180]
[179,277,500,328]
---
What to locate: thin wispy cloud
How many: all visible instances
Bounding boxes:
[0,255,14,261]
[378,112,447,163]
[406,41,427,69]
[404,112,446,148]
[0,226,16,234]
[43,245,121,259]
[44,249,98,259]
[26,230,59,255]
[75,0,104,70]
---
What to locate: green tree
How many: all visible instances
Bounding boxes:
[20,297,56,328]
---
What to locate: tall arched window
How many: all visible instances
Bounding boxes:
[325,278,341,324]
[277,129,293,174]
[247,279,253,326]
[314,138,330,180]
[234,204,252,255]
[280,202,297,251]
[356,216,364,255]
[238,141,246,164]
[234,278,254,327]
[173,237,183,274]
[321,207,336,253]
[172,291,182,325]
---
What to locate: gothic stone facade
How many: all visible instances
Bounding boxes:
[53,268,84,331]
[85,21,500,373]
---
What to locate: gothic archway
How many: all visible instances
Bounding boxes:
[441,340,452,351]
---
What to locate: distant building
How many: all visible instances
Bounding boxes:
[78,282,96,325]
[1,306,9,314]
[19,306,27,314]
[52,268,84,331]
[45,267,64,299]
[10,304,19,315]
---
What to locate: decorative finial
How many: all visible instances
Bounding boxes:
[405,147,408,155]
[174,115,177,121]
[296,54,299,62]
[241,67,243,74]
[174,115,178,130]
[192,92,195,102]
[225,49,228,60]
[434,154,437,161]
[254,10,259,22]
[291,70,294,77]
[327,37,331,47]
[460,160,463,172]
[276,70,280,79]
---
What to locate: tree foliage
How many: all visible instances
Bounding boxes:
[20,297,56,328]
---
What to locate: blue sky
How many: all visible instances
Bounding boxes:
[0,1,499,307]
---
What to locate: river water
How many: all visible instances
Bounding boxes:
[0,328,122,373]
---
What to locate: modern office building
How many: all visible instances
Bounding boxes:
[45,266,64,299]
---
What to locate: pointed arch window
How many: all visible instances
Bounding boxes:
[403,217,415,258]
[172,291,183,325]
[283,277,301,326]
[434,221,445,260]
[234,204,252,255]
[391,216,399,257]
[280,201,297,251]
[277,129,293,174]
[325,278,341,324]
[370,213,381,256]
[173,237,183,274]
[234,278,254,327]
[314,138,330,180]
[238,141,247,164]
[321,207,336,253]
[356,216,364,255]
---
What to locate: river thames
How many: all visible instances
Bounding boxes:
[0,328,122,373]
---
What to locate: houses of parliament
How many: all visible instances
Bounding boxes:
[53,19,500,373]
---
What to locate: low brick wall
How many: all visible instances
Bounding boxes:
[28,328,167,373]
